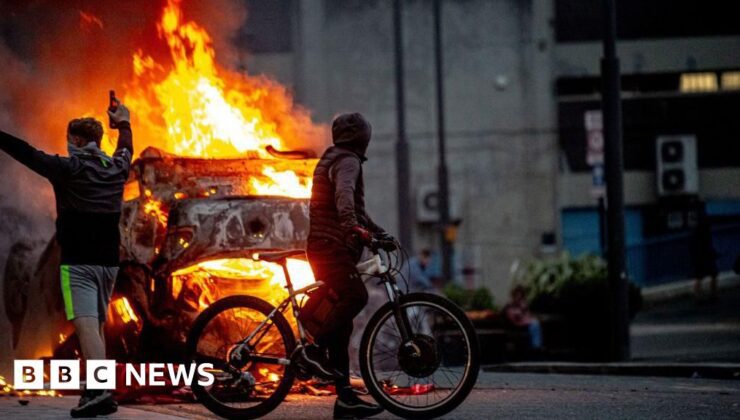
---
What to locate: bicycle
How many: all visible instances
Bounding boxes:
[186,239,480,419]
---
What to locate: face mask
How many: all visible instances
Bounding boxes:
[67,141,81,156]
[67,140,100,157]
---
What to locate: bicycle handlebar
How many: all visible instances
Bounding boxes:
[369,238,398,253]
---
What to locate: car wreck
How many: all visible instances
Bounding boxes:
[4,146,318,362]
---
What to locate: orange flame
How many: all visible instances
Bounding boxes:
[120,0,319,198]
[120,0,319,199]
[87,3,326,372]
[170,257,316,314]
[112,297,140,324]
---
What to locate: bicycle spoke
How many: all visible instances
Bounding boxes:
[194,303,290,413]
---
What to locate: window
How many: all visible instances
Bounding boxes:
[680,73,718,93]
[721,72,740,91]
[555,0,740,42]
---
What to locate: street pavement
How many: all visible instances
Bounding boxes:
[631,285,740,363]
[2,372,739,419]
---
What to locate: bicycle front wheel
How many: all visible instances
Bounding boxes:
[187,295,296,420]
[359,292,480,419]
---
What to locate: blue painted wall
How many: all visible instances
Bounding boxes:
[562,199,740,286]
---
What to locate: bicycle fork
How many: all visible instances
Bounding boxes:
[381,273,414,342]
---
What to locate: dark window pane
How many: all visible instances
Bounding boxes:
[559,92,740,171]
[556,0,740,42]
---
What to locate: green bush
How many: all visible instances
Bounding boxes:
[442,283,495,311]
[511,252,642,361]
[511,252,641,318]
[512,253,606,302]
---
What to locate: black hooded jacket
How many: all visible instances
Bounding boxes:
[0,124,133,265]
[308,113,383,253]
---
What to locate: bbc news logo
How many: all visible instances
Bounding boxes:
[14,360,215,390]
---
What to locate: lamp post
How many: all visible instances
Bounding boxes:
[393,0,412,251]
[433,0,452,282]
[601,0,630,361]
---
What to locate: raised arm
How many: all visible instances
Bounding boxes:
[112,121,133,166]
[0,130,71,181]
[108,104,133,166]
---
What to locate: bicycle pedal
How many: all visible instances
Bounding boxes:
[294,365,314,381]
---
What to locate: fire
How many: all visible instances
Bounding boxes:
[143,191,169,227]
[122,2,323,359]
[112,297,140,324]
[250,166,313,199]
[121,0,320,200]
[171,257,316,312]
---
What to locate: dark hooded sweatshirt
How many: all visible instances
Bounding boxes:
[308,113,383,256]
[0,123,133,266]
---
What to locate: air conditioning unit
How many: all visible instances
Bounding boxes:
[416,184,460,224]
[656,135,698,197]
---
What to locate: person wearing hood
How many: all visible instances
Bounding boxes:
[298,112,389,418]
[0,103,132,417]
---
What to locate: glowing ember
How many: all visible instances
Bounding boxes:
[0,375,61,398]
[112,297,140,324]
[143,197,169,227]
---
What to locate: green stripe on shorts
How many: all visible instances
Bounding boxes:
[60,265,75,320]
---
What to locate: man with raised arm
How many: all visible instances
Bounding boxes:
[0,101,132,417]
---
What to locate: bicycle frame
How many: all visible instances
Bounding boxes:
[229,247,412,369]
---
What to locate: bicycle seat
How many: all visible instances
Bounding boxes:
[255,249,305,263]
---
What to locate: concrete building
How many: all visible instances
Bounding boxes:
[241,0,740,300]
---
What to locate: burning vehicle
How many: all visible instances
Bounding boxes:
[2,0,326,365]
[5,145,319,362]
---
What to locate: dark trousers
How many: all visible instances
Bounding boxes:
[307,240,368,388]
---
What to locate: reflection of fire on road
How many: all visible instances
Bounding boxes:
[0,375,61,398]
[3,0,325,393]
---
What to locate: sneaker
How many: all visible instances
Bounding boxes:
[334,389,384,419]
[293,344,341,380]
[76,389,95,407]
[70,390,118,418]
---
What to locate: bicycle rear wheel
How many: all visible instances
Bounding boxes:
[359,292,480,418]
[187,295,296,420]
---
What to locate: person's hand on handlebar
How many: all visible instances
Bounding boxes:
[374,231,395,242]
[372,231,398,251]
[350,225,373,247]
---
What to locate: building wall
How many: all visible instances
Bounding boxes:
[244,0,740,296]
[555,36,740,208]
[258,0,559,301]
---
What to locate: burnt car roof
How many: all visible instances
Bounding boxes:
[120,147,316,269]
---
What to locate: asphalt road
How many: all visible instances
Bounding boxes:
[3,372,739,419]
[631,286,740,363]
